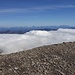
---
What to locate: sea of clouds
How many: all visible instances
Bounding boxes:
[0,28,75,54]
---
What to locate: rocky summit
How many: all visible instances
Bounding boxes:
[0,42,75,75]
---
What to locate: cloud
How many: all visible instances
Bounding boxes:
[0,28,75,54]
[0,8,28,13]
[0,5,75,13]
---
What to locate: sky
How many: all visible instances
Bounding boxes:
[0,0,75,27]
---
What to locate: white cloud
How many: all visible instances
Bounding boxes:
[0,28,75,54]
[0,8,28,13]
[0,5,75,13]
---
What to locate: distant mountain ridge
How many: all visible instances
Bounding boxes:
[0,25,75,34]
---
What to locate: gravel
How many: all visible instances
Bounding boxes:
[0,42,75,75]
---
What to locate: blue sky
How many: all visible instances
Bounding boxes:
[0,0,75,27]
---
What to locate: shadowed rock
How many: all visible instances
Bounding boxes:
[0,49,3,54]
[0,42,75,75]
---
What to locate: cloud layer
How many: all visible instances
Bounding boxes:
[0,28,75,54]
[0,5,75,13]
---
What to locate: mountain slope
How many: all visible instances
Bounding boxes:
[0,42,75,75]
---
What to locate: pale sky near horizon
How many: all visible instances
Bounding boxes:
[0,0,75,27]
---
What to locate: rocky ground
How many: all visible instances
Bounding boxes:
[0,42,75,75]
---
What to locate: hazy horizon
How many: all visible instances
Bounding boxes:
[0,24,75,28]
